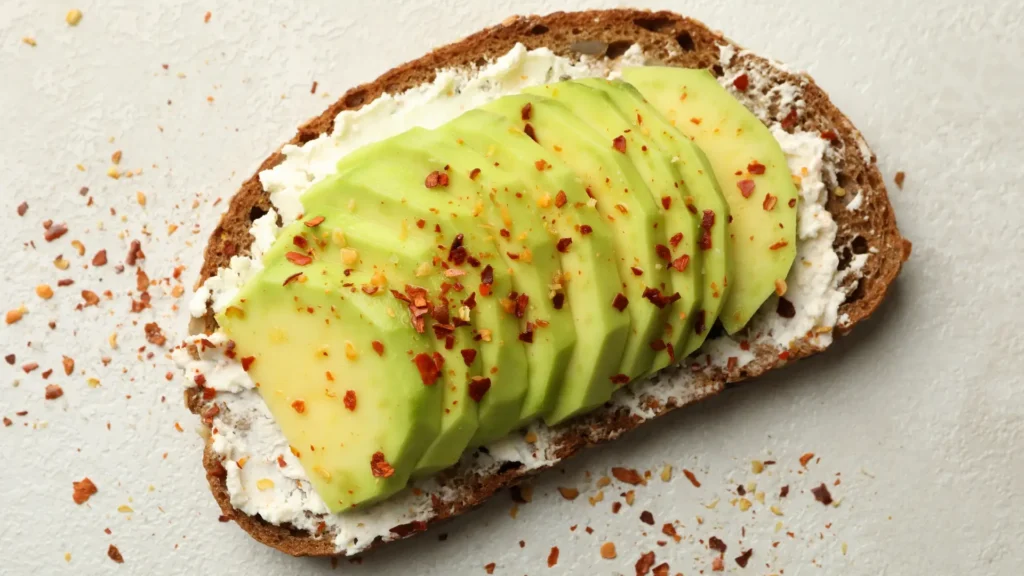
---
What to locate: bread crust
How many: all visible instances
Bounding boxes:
[185,9,910,557]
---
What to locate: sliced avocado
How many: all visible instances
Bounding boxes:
[217,221,441,512]
[482,93,670,419]
[440,109,631,426]
[530,80,700,373]
[400,128,578,432]
[577,77,731,357]
[622,67,798,333]
[301,169,486,477]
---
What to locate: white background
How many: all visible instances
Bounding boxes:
[1,0,1021,574]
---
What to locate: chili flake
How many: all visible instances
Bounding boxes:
[461,349,477,367]
[812,483,833,505]
[370,452,395,478]
[671,255,690,272]
[343,390,357,411]
[45,384,64,400]
[579,224,593,235]
[304,215,325,227]
[554,190,567,207]
[521,102,532,120]
[524,123,537,142]
[285,251,312,266]
[413,353,440,385]
[661,196,672,210]
[371,341,384,356]
[468,377,491,402]
[763,193,778,211]
[612,293,629,312]
[556,237,572,253]
[612,135,627,153]
[737,179,756,198]
[610,373,630,385]
[733,73,750,91]
[611,467,643,485]
[655,244,671,261]
[240,356,255,371]
[72,478,98,504]
[291,400,306,414]
[425,170,449,188]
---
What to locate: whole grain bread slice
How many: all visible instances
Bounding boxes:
[185,9,910,557]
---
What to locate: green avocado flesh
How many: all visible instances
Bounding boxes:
[621,67,799,333]
[217,72,799,511]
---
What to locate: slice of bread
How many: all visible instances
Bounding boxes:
[184,9,910,557]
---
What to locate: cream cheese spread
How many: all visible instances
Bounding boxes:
[178,42,868,554]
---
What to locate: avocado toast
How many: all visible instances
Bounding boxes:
[177,9,909,557]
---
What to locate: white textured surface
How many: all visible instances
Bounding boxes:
[0,0,1021,574]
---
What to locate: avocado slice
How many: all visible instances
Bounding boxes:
[622,67,798,333]
[301,169,487,476]
[577,78,731,357]
[439,109,631,425]
[481,93,670,416]
[529,80,701,372]
[217,221,442,512]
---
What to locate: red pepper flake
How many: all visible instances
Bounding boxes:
[690,117,702,125]
[461,349,477,367]
[202,387,216,400]
[107,545,124,564]
[291,400,306,413]
[682,468,701,487]
[781,108,798,130]
[370,451,395,478]
[747,161,766,175]
[812,483,833,505]
[639,510,655,525]
[82,290,100,306]
[125,239,144,266]
[611,467,643,485]
[612,293,629,312]
[468,377,491,402]
[535,159,549,171]
[546,546,559,567]
[631,266,643,276]
[23,362,39,373]
[735,549,753,568]
[642,287,681,309]
[799,452,815,467]
[655,244,671,261]
[462,292,477,310]
[432,352,445,373]
[789,197,798,208]
[556,237,572,253]
[484,563,496,574]
[579,224,593,235]
[776,297,796,318]
[304,215,325,227]
[769,240,789,250]
[286,251,313,266]
[779,350,791,361]
[521,102,532,121]
[612,135,627,153]
[780,485,790,498]
[733,73,750,92]
[469,168,481,180]
[413,353,440,385]
[16,202,28,216]
[370,341,384,356]
[895,171,906,189]
[4,354,13,365]
[662,523,679,540]
[72,477,98,504]
[821,129,839,142]
[635,551,656,575]
[737,179,756,198]
[92,250,107,266]
[652,563,670,576]
[726,356,738,371]
[480,265,494,289]
[514,293,529,319]
[518,324,534,343]
[343,390,357,411]
[44,222,68,242]
[240,356,255,371]
[763,193,778,211]
[701,210,715,231]
[694,310,707,335]
[524,123,537,142]
[389,520,427,538]
[425,170,449,188]
[661,196,672,210]
[144,322,167,346]
[282,272,303,286]
[709,536,727,553]
[668,232,683,248]
[554,190,567,207]
[416,219,426,229]
[650,339,666,351]
[552,292,565,310]
[45,384,64,400]
[671,255,690,273]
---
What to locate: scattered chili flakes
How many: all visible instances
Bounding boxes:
[72,477,98,504]
[711,556,724,572]
[370,341,384,357]
[144,322,166,346]
[671,254,690,273]
[460,348,477,367]
[240,356,255,372]
[557,487,579,500]
[735,549,753,568]
[769,239,789,251]
[639,510,655,525]
[799,452,815,467]
[2,417,11,427]
[732,73,750,91]
[547,546,559,567]
[612,135,627,153]
[708,536,727,553]
[600,542,617,559]
[556,237,573,253]
[661,196,672,210]
[636,551,656,575]
[484,562,496,574]
[780,485,790,498]
[610,373,630,385]
[370,451,395,478]
[62,356,74,375]
[641,287,680,309]
[579,224,593,235]
[781,108,798,131]
[107,545,124,564]
[895,171,906,189]
[291,400,306,414]
[611,467,644,485]
[554,190,567,207]
[125,239,144,266]
[747,161,766,175]
[682,468,701,487]
[424,170,449,188]
[44,222,68,242]
[524,123,537,142]
[468,377,491,402]
[661,523,680,541]
[16,202,28,216]
[812,483,833,505]
[413,353,440,385]
[612,293,629,312]
[285,251,312,266]
[45,384,64,400]
[655,244,671,261]
[343,390,357,411]
[737,179,756,198]
[304,215,325,227]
